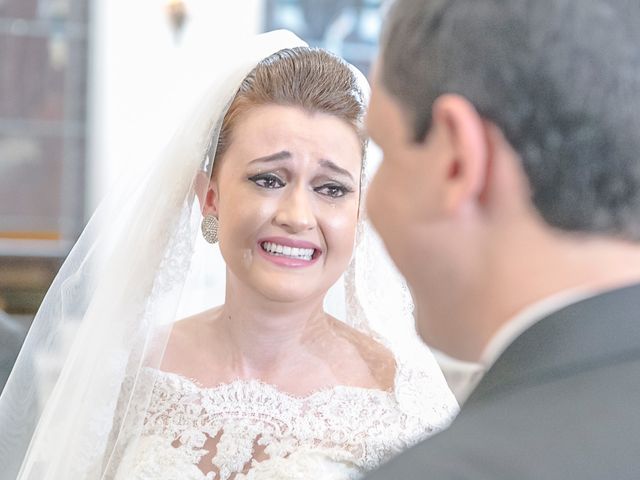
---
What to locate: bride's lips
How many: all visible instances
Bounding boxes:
[256,236,322,268]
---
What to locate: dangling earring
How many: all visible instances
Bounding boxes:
[201,214,219,244]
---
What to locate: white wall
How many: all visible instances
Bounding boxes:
[87,0,264,215]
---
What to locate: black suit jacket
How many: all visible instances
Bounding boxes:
[366,283,640,479]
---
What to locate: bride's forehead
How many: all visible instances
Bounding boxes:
[234,105,354,139]
[227,108,361,164]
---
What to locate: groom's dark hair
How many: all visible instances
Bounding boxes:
[380,0,640,240]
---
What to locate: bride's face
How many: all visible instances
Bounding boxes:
[206,104,362,303]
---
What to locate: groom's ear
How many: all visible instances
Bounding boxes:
[429,94,489,216]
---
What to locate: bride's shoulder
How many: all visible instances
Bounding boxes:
[327,318,397,391]
[159,307,223,373]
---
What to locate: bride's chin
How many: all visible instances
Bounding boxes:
[252,281,322,304]
[243,270,332,305]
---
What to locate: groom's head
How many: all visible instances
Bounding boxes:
[367,0,640,360]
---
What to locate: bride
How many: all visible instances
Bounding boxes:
[0,31,457,479]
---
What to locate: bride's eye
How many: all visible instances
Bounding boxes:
[248,173,285,189]
[315,183,352,198]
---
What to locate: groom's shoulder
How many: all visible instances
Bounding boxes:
[366,353,640,480]
[366,395,553,480]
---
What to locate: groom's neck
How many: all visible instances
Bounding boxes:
[412,226,640,364]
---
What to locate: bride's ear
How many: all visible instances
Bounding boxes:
[194,171,220,216]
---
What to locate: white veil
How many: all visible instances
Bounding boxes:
[0,30,455,480]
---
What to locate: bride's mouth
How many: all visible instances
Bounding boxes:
[257,237,322,267]
[260,241,320,260]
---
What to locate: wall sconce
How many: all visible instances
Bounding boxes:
[166,0,188,41]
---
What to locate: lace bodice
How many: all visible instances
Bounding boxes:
[114,361,456,480]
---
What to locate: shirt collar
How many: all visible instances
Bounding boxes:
[436,287,595,404]
[479,287,595,369]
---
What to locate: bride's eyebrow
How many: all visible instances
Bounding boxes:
[318,159,355,183]
[248,150,291,165]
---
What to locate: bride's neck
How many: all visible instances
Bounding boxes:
[217,277,330,377]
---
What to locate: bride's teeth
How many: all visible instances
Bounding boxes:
[261,241,315,261]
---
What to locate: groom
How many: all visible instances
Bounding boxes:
[365,0,640,477]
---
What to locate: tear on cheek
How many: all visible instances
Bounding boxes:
[242,248,253,268]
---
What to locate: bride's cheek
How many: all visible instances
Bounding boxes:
[323,204,358,263]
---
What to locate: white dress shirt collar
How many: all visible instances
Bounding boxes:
[438,287,595,404]
[479,287,595,369]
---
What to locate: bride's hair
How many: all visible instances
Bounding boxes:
[212,47,367,171]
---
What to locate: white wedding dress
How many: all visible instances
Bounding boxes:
[115,357,455,480]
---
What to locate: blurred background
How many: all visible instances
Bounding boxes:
[0,0,384,389]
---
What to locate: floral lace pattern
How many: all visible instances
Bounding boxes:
[114,361,456,480]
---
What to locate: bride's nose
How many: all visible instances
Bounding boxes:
[274,185,316,233]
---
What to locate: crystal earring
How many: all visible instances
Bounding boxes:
[201,214,219,244]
